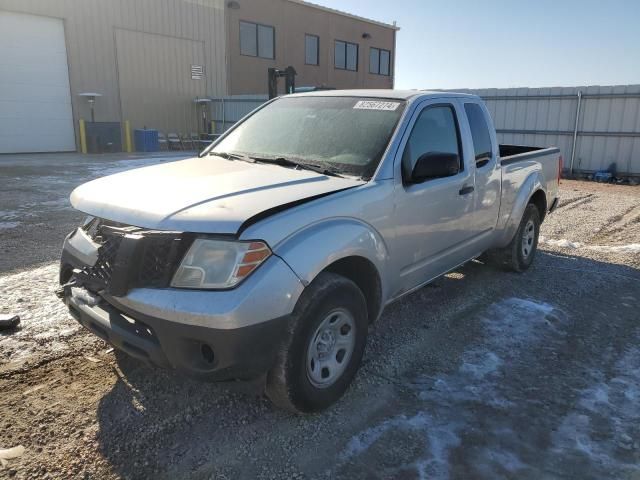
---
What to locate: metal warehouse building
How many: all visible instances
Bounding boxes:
[0,0,397,154]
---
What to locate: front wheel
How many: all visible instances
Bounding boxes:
[265,272,368,413]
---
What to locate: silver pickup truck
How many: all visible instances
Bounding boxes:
[59,90,561,412]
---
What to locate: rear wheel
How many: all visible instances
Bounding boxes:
[265,272,368,413]
[492,203,541,272]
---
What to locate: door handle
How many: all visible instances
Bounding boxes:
[459,185,474,195]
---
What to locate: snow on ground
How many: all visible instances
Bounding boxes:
[0,263,78,365]
[0,209,22,230]
[589,243,640,253]
[538,235,640,253]
[0,221,21,230]
[86,154,193,178]
[341,298,567,479]
[0,154,196,367]
[540,236,640,253]
[551,341,640,470]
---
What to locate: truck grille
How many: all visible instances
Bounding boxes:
[87,233,123,283]
[138,236,181,286]
[82,219,186,292]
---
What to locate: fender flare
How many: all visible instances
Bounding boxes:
[496,171,546,248]
[273,217,390,300]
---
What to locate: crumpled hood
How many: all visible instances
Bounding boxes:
[70,156,364,234]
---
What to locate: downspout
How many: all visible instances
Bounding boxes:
[569,90,582,174]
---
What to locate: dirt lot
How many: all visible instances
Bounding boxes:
[1,159,639,479]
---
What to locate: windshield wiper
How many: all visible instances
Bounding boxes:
[253,156,345,178]
[211,151,345,178]
[209,151,255,163]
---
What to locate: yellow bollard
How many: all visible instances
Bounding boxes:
[124,120,133,153]
[79,119,87,154]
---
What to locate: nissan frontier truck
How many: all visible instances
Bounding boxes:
[59,90,561,412]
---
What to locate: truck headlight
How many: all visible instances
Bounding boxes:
[171,239,271,289]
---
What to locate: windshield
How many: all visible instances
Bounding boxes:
[210,96,406,178]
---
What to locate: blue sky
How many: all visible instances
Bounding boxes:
[313,0,640,89]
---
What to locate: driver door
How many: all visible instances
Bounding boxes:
[391,100,476,297]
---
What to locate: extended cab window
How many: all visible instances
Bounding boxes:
[464,103,493,167]
[402,105,462,175]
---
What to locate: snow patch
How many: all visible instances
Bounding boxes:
[0,263,80,364]
[587,243,640,254]
[0,210,20,220]
[540,236,640,254]
[0,221,20,230]
[551,346,640,474]
[340,297,565,478]
[88,155,191,177]
[539,236,583,249]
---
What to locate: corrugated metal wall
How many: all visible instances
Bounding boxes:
[0,0,227,147]
[210,95,268,134]
[452,85,640,176]
[210,85,640,176]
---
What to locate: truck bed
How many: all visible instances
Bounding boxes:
[498,144,562,234]
[500,144,560,165]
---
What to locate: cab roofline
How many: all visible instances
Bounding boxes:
[284,89,480,102]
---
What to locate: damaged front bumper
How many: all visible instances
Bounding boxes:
[59,225,304,380]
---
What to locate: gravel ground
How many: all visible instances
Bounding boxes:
[0,152,192,273]
[1,163,639,479]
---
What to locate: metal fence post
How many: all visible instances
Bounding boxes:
[221,98,226,133]
[124,120,133,153]
[569,91,582,174]
[79,119,87,154]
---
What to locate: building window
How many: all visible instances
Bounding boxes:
[240,21,275,59]
[335,40,358,71]
[370,47,391,75]
[305,34,319,65]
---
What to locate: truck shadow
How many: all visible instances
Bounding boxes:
[94,350,271,478]
[93,249,640,479]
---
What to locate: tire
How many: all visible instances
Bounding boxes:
[265,272,368,413]
[494,203,541,272]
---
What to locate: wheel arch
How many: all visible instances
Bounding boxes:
[321,256,382,324]
[528,189,547,222]
[495,171,546,248]
[273,217,390,323]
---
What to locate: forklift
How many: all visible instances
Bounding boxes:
[267,66,335,99]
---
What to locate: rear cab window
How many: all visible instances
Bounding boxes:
[464,103,493,168]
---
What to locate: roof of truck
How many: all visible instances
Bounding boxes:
[287,89,479,101]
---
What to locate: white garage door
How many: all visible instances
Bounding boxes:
[0,11,75,153]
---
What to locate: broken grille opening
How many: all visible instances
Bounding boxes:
[87,234,122,283]
[82,219,185,291]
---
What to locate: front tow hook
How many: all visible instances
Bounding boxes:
[55,279,77,300]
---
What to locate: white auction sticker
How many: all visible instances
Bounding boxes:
[353,100,400,111]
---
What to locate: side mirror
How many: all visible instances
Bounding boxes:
[410,152,460,183]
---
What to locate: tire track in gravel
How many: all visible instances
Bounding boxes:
[556,193,594,210]
[591,204,640,244]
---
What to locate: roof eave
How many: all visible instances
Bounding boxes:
[285,0,400,31]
